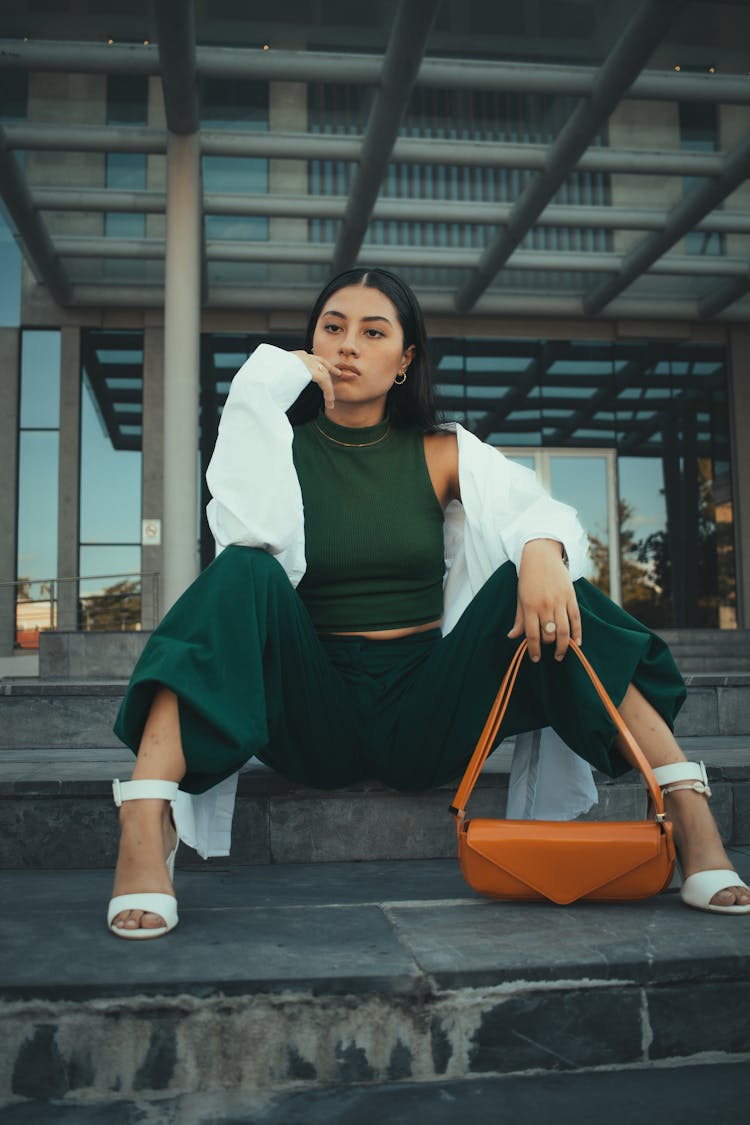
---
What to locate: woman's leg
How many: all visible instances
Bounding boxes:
[617,684,750,908]
[111,687,185,932]
[110,546,366,933]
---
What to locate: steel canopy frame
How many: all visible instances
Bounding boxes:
[331,0,439,275]
[3,122,730,178]
[31,188,750,236]
[0,126,71,306]
[454,0,687,314]
[699,271,750,319]
[2,40,750,105]
[583,130,750,315]
[152,0,199,135]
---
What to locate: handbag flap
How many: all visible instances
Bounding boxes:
[464,819,667,905]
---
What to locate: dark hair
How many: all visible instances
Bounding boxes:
[287,268,440,431]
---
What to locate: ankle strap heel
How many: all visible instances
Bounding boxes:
[112,778,180,806]
[651,760,711,799]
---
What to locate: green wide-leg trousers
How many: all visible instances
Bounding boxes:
[114,546,686,795]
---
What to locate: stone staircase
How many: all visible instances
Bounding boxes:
[1,630,749,1120]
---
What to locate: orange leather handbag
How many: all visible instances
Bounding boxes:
[450,639,676,904]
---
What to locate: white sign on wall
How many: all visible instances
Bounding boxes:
[141,518,162,547]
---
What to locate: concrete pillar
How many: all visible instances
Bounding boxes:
[607,100,682,255]
[141,326,165,629]
[162,131,201,615]
[0,328,20,656]
[56,327,81,631]
[269,78,309,287]
[727,327,750,628]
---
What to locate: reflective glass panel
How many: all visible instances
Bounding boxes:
[20,331,61,429]
[0,214,21,327]
[79,545,145,633]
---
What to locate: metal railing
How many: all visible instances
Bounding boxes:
[0,572,160,650]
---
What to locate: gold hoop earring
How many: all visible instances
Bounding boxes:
[394,370,407,385]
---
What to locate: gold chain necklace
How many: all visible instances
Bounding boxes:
[314,420,391,448]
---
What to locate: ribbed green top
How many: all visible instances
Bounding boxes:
[292,413,445,631]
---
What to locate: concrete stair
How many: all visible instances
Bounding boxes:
[2,643,750,1119]
[657,628,750,673]
[1,854,749,1120]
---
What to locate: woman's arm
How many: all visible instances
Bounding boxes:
[205,344,311,554]
[449,425,587,660]
[507,538,582,662]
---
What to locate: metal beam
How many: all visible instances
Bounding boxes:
[36,124,734,175]
[33,186,750,235]
[53,235,750,279]
[5,123,728,177]
[454,0,686,313]
[331,0,438,274]
[3,39,750,105]
[34,188,166,213]
[68,284,721,322]
[583,129,750,315]
[0,126,72,306]
[699,270,750,319]
[152,0,199,135]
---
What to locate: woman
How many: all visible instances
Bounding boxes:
[109,268,749,938]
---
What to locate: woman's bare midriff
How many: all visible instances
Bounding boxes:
[324,618,442,641]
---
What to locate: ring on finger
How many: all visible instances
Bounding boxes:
[543,621,556,635]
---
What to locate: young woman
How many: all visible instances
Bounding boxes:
[108,268,750,938]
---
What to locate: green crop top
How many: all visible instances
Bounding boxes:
[291,413,445,632]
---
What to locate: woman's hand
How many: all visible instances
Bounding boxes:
[507,539,582,662]
[292,351,340,412]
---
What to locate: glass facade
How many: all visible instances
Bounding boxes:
[15,331,61,648]
[434,336,734,629]
[78,329,145,631]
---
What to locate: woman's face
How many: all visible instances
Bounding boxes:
[311,284,415,413]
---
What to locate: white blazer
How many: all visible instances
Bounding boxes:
[174,345,597,857]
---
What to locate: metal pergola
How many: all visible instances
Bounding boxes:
[1,0,750,321]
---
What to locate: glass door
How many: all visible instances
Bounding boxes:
[503,448,621,605]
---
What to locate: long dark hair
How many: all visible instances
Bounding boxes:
[287,268,440,431]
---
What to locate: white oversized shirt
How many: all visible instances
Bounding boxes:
[174,344,597,857]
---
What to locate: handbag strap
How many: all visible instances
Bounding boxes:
[450,638,668,822]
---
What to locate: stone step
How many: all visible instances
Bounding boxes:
[1,854,749,1112]
[35,629,750,682]
[6,1064,749,1125]
[657,630,750,673]
[2,673,750,752]
[1,738,749,870]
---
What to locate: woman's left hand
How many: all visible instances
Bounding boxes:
[507,539,582,662]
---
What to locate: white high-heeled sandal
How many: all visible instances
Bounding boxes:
[107,779,180,939]
[652,761,750,916]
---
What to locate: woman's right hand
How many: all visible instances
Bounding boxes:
[292,351,340,412]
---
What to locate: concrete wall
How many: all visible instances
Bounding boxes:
[607,99,682,255]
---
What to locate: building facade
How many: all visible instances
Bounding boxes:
[1,0,750,665]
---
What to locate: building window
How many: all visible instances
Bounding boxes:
[106,76,148,218]
[79,329,146,631]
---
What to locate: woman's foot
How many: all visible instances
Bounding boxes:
[110,797,178,933]
[664,787,750,910]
